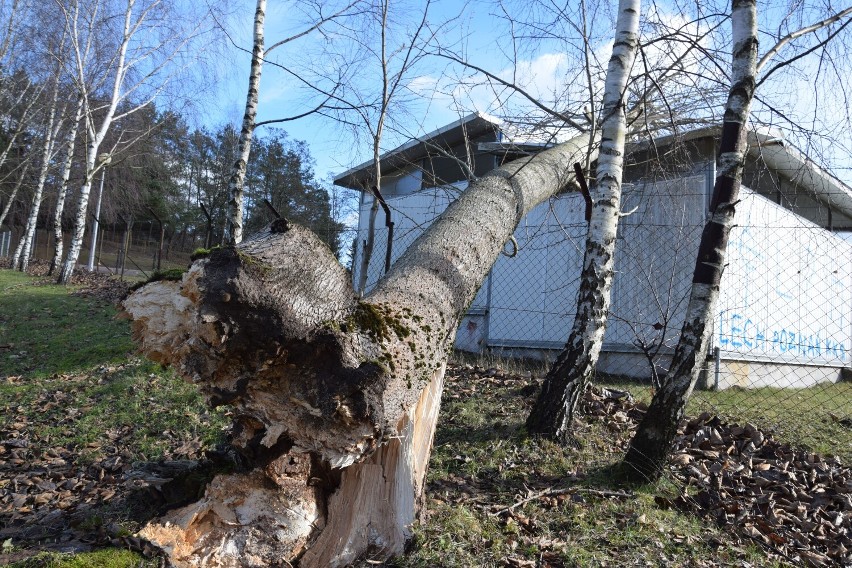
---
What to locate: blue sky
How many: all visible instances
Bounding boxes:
[202,0,852,188]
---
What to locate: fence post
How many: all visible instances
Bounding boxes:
[117,213,131,281]
[148,207,165,271]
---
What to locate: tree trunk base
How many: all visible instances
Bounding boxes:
[139,365,445,567]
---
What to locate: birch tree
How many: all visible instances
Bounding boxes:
[347,0,435,294]
[0,76,42,176]
[624,0,852,481]
[526,0,640,442]
[226,0,360,245]
[48,96,83,275]
[0,160,29,232]
[12,52,68,272]
[0,0,28,66]
[56,0,217,284]
[225,0,265,246]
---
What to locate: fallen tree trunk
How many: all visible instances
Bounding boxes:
[123,132,595,567]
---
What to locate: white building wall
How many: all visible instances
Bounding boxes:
[351,166,851,385]
[715,188,852,386]
[487,174,708,354]
[487,195,586,348]
[605,175,708,351]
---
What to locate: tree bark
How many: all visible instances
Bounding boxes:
[356,193,379,294]
[624,0,758,482]
[57,140,99,284]
[13,74,63,272]
[526,0,640,443]
[123,132,595,567]
[227,0,265,245]
[49,96,83,276]
[0,161,29,237]
[58,0,203,282]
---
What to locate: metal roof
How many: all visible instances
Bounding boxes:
[334,117,852,219]
[332,112,502,190]
[627,125,852,218]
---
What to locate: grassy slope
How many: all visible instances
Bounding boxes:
[0,271,132,379]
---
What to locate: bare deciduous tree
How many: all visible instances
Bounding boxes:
[624,0,852,481]
[226,0,361,245]
[526,0,641,442]
[56,0,218,283]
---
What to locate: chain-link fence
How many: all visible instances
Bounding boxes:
[353,159,851,463]
[3,222,201,280]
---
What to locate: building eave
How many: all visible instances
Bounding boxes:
[628,126,852,220]
[333,112,502,191]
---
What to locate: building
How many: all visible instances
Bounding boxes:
[334,113,852,389]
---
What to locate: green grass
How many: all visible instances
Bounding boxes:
[0,270,226,464]
[690,382,852,461]
[0,270,228,566]
[396,368,787,567]
[3,549,159,568]
[0,271,134,378]
[0,359,226,463]
[595,373,852,463]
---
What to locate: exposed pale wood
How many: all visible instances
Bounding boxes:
[139,453,323,568]
[126,131,595,565]
[300,363,444,568]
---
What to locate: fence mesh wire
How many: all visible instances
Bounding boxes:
[354,170,852,464]
[3,224,200,280]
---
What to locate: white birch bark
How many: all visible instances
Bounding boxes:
[13,74,64,272]
[526,0,640,442]
[58,0,137,283]
[0,81,41,173]
[123,132,596,567]
[49,96,83,275]
[226,0,265,245]
[58,0,208,282]
[624,0,759,481]
[0,161,29,234]
[0,0,23,65]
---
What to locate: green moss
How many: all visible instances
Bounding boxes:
[236,250,273,275]
[349,302,391,342]
[129,268,186,292]
[347,302,417,343]
[190,245,223,261]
